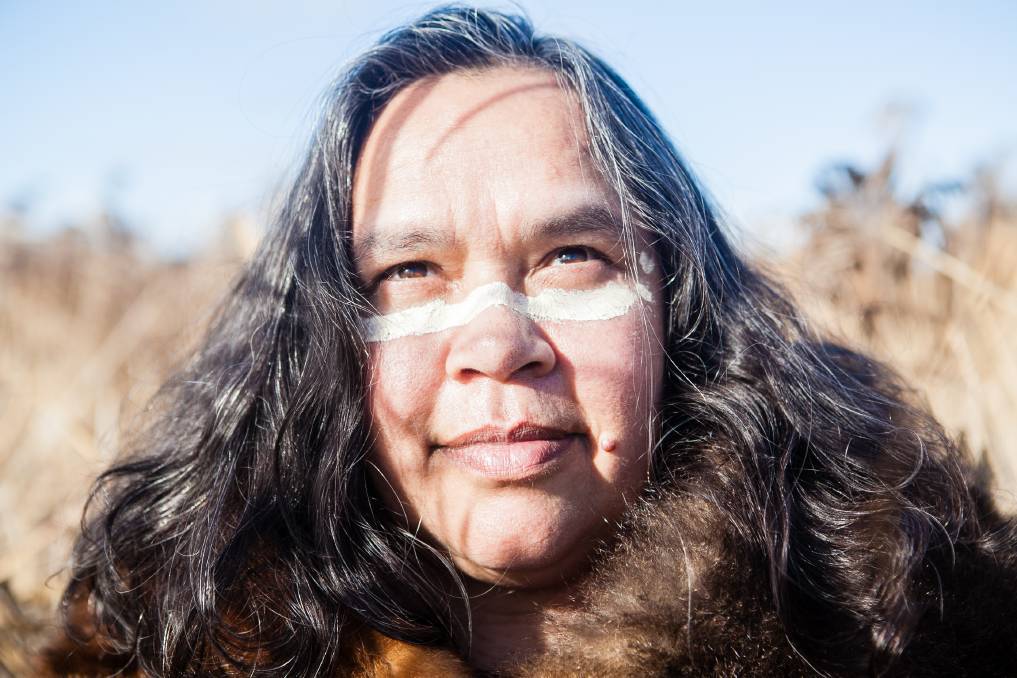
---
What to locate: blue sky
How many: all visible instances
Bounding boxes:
[2,1,1015,254]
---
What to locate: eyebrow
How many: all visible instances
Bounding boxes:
[354,227,454,267]
[526,203,621,244]
[353,203,622,267]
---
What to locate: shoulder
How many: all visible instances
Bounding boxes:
[524,488,1017,676]
[520,491,817,676]
[895,510,1017,675]
[38,590,470,678]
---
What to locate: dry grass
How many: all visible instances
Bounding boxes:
[0,154,1014,672]
[781,151,1017,513]
[0,214,253,672]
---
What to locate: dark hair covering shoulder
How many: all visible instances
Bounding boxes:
[43,5,1017,676]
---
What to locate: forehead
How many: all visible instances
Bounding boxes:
[351,67,615,254]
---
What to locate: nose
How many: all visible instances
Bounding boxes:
[445,305,556,383]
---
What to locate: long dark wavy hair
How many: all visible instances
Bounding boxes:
[54,5,1007,676]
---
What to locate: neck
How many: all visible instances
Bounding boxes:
[463,580,575,673]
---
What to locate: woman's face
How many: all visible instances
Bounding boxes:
[351,67,664,588]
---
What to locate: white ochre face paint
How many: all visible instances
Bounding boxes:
[363,281,653,343]
[638,250,656,275]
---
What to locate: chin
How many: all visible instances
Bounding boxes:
[441,492,603,587]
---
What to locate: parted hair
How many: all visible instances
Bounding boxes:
[52,5,1010,676]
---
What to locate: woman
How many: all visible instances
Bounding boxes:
[44,6,1017,676]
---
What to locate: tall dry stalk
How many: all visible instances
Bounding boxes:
[0,214,250,670]
[784,151,1017,513]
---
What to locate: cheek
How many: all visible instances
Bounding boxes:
[367,335,445,432]
[366,335,446,517]
[545,313,660,419]
[542,312,662,492]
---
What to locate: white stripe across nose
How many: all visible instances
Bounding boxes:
[363,281,652,342]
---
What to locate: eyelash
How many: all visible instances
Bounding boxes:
[371,245,611,289]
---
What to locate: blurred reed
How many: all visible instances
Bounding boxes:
[0,211,256,672]
[783,150,1016,513]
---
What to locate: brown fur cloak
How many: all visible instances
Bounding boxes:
[40,485,1017,677]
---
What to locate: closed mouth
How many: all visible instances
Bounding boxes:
[439,423,574,449]
[434,423,583,480]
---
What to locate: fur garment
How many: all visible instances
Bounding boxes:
[41,486,1017,676]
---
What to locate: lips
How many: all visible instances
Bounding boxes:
[435,423,581,480]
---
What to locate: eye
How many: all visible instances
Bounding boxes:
[383,261,431,281]
[550,246,598,266]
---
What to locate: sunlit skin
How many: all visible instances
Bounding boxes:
[351,67,664,668]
